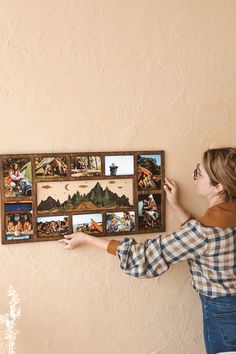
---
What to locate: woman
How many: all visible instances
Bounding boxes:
[58,147,236,354]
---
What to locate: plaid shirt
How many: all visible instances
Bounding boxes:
[116,220,236,298]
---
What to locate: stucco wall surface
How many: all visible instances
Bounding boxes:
[0,1,236,353]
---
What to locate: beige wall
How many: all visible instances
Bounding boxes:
[0,1,236,353]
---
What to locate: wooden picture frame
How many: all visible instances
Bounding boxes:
[0,151,165,244]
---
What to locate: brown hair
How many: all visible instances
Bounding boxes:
[202,147,236,201]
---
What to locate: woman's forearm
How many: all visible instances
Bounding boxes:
[58,232,110,250]
[83,233,110,251]
[171,203,192,224]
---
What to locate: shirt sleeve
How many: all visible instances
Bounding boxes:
[116,220,208,279]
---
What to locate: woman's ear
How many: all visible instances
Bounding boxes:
[214,183,224,195]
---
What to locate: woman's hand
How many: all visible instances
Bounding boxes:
[57,232,88,250]
[164,177,192,224]
[164,177,180,207]
[57,232,110,251]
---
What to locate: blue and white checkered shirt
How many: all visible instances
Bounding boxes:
[116,220,236,298]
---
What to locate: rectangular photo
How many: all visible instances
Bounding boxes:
[138,194,161,230]
[106,211,135,233]
[137,154,162,191]
[37,179,133,213]
[71,156,102,177]
[72,213,102,235]
[105,155,134,176]
[35,157,67,178]
[3,158,32,198]
[5,203,33,241]
[37,215,69,237]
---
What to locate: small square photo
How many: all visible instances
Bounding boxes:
[35,157,67,178]
[106,211,135,233]
[71,156,102,177]
[105,155,134,176]
[138,194,161,230]
[137,154,162,190]
[5,203,33,241]
[37,216,69,237]
[3,158,32,198]
[72,213,102,234]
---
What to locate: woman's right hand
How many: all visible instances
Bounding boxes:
[57,232,88,250]
[164,177,180,207]
[57,232,109,252]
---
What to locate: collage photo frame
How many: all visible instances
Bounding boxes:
[0,151,165,244]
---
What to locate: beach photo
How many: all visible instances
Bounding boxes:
[72,213,103,235]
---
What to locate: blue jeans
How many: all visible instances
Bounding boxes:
[200,293,236,354]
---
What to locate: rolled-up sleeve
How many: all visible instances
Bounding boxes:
[117,220,208,279]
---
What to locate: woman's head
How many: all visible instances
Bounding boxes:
[201,147,236,202]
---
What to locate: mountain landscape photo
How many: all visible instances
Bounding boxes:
[38,181,133,213]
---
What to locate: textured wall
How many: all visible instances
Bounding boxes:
[0,1,236,353]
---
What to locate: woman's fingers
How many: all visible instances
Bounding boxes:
[165,177,176,187]
[57,238,73,249]
[64,243,72,250]
[163,184,170,192]
[64,234,73,239]
[164,178,177,193]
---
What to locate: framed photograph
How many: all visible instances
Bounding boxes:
[71,156,102,177]
[5,202,33,241]
[37,216,69,237]
[138,194,161,230]
[105,155,134,176]
[3,158,32,198]
[105,211,135,233]
[72,213,103,235]
[137,154,162,190]
[0,150,165,244]
[35,157,67,178]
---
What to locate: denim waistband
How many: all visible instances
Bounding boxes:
[200,293,236,305]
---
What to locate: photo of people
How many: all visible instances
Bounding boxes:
[137,154,162,190]
[3,158,32,198]
[72,214,103,235]
[105,155,134,176]
[5,203,33,241]
[138,194,161,230]
[37,216,69,237]
[35,157,67,178]
[71,156,102,177]
[106,211,135,233]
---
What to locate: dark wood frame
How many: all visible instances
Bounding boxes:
[0,151,165,244]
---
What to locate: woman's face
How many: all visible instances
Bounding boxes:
[193,162,218,199]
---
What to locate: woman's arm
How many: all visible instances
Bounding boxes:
[117,220,208,279]
[164,177,192,224]
[58,176,192,253]
[58,232,109,251]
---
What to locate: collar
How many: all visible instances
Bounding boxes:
[198,200,236,228]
